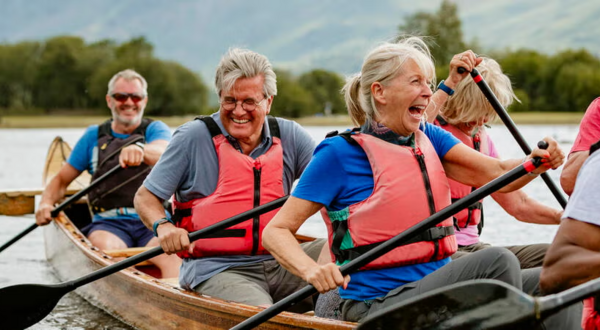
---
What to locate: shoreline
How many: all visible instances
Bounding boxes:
[0,112,583,128]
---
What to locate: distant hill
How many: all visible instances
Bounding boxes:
[1,0,598,83]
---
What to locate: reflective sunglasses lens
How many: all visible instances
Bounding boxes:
[113,93,143,103]
[130,95,143,103]
[112,93,129,102]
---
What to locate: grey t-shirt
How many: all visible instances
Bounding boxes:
[563,151,600,225]
[143,112,316,289]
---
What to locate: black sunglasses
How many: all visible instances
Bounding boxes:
[112,93,145,103]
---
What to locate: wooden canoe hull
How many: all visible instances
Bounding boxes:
[42,135,355,329]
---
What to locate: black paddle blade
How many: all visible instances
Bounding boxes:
[357,280,538,330]
[0,283,69,330]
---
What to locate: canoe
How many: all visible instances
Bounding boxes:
[41,136,356,329]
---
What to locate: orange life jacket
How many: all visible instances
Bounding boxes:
[172,116,284,258]
[435,115,491,232]
[321,130,457,271]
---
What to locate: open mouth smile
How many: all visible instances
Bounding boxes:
[408,105,426,120]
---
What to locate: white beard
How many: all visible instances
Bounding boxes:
[111,105,145,126]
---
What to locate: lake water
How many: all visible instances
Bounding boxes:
[0,124,579,329]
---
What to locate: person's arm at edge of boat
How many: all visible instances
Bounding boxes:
[561,98,600,195]
[561,151,589,196]
[541,151,600,294]
[540,219,600,294]
[425,51,482,123]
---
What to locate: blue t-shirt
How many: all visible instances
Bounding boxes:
[68,120,171,221]
[292,122,461,300]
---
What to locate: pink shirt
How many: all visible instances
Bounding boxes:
[456,135,499,246]
[571,98,600,154]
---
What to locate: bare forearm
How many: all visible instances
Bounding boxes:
[560,151,588,196]
[541,245,600,294]
[40,177,68,206]
[143,140,168,166]
[263,227,319,281]
[493,191,561,225]
[134,186,168,230]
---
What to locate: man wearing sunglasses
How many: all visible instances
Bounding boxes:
[134,48,325,312]
[36,69,181,278]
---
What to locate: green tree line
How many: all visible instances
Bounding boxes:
[399,0,600,113]
[0,36,347,118]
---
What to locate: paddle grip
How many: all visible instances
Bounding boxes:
[457,67,467,74]
[528,140,549,168]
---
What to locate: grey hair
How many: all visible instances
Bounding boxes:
[442,57,518,125]
[107,69,148,96]
[214,48,277,98]
[343,36,436,126]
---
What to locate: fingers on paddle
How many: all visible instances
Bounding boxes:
[35,204,52,226]
[534,137,564,170]
[158,226,189,255]
[309,263,346,294]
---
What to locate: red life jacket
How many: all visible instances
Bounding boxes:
[172,116,284,258]
[435,115,491,232]
[321,129,456,271]
[584,297,600,330]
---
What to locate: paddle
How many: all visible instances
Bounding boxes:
[231,155,545,330]
[357,275,599,330]
[457,67,567,208]
[0,164,122,254]
[0,195,289,330]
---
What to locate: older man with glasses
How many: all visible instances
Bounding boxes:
[134,48,325,312]
[36,69,181,277]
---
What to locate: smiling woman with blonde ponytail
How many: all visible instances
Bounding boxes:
[261,36,566,325]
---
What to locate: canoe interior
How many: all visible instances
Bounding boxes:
[42,136,356,329]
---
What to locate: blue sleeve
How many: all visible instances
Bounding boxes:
[423,122,461,159]
[67,126,98,172]
[145,120,172,143]
[292,138,348,207]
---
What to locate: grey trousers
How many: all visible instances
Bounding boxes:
[452,241,550,269]
[338,247,582,329]
[194,238,325,313]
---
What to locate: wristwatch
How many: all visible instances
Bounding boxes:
[152,217,171,237]
[437,80,455,96]
[134,141,145,150]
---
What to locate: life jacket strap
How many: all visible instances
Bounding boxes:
[333,225,455,264]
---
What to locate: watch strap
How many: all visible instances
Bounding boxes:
[152,217,172,237]
[437,80,455,96]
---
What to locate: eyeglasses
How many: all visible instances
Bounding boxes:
[112,93,145,103]
[220,96,267,111]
